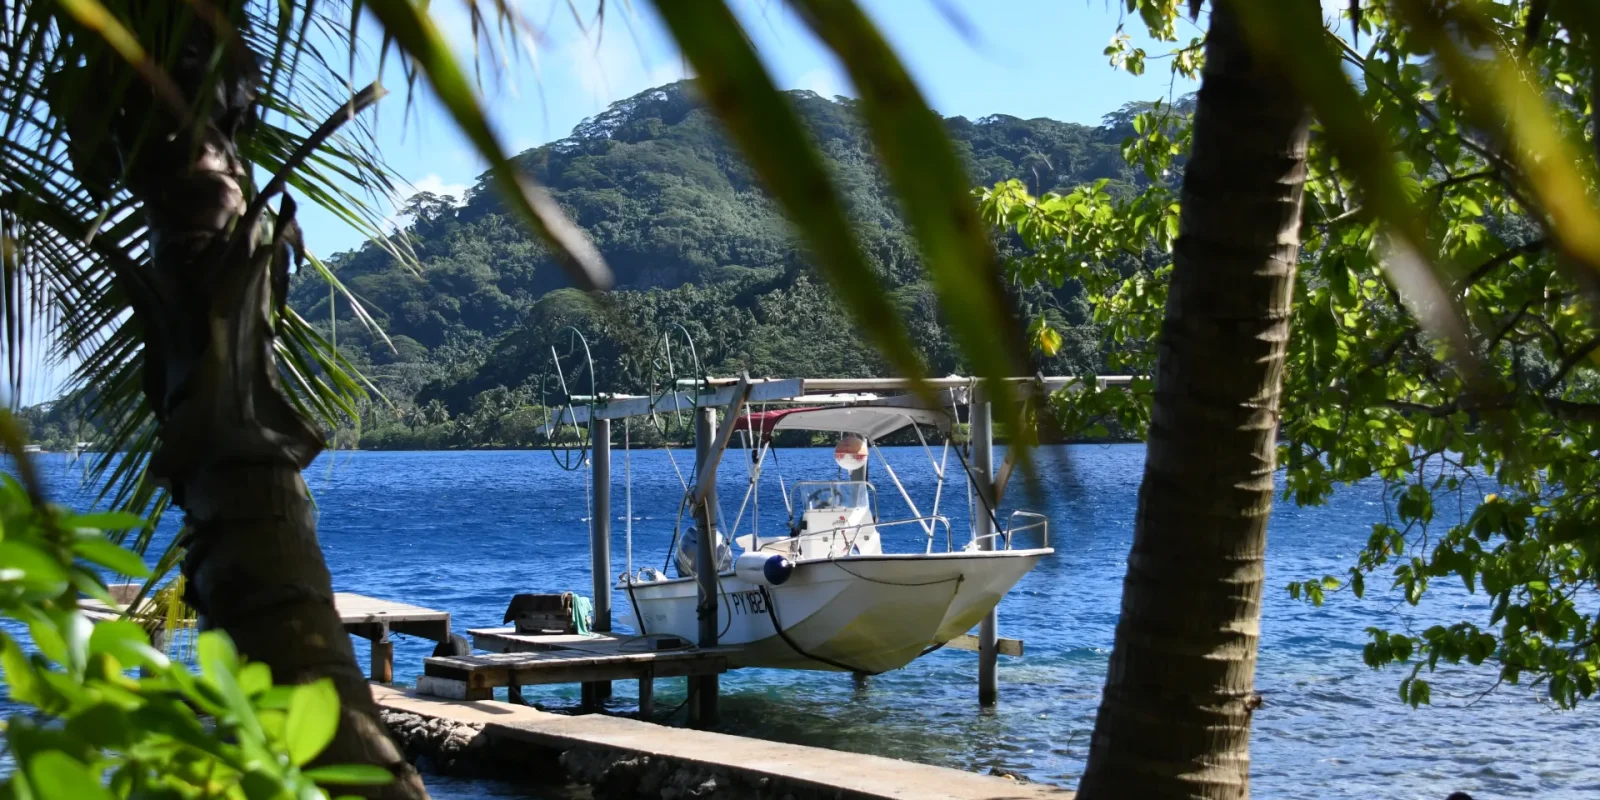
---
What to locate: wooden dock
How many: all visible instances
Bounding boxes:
[337,593,452,682]
[373,684,1073,799]
[420,628,729,717]
[81,586,453,682]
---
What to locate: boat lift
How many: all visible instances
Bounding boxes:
[546,368,1133,714]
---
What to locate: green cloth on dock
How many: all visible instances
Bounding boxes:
[572,594,594,635]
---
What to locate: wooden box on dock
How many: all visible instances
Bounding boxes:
[504,592,583,635]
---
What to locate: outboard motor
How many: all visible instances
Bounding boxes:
[676,526,733,577]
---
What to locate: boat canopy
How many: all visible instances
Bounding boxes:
[736,405,950,440]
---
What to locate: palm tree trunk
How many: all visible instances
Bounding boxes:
[61,13,427,800]
[1076,4,1310,799]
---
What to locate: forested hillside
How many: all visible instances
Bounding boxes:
[289,81,1151,448]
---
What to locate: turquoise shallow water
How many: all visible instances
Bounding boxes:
[21,444,1600,798]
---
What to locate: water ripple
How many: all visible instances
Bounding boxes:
[19,445,1599,799]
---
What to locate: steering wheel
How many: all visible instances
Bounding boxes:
[806,486,844,509]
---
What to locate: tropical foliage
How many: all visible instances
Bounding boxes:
[0,0,1168,794]
[0,0,620,793]
[0,417,389,799]
[986,0,1600,709]
[17,0,1600,795]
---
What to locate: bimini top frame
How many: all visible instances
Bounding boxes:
[543,375,1134,430]
[734,404,950,440]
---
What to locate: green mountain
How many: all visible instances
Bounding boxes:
[293,81,1146,448]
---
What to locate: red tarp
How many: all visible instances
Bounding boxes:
[733,407,825,435]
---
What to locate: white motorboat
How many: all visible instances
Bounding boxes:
[618,402,1052,673]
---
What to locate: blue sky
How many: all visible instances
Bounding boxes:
[294,0,1213,258]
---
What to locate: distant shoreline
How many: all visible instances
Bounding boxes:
[335,436,1141,452]
[26,435,1142,455]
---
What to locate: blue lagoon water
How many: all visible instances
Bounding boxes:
[24,445,1600,798]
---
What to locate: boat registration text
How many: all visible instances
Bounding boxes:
[728,589,768,616]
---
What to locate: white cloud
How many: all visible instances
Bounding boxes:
[561,25,689,111]
[409,173,469,202]
[648,57,693,88]
[382,173,470,231]
[794,67,853,100]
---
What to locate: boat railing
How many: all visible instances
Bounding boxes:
[754,514,954,556]
[1003,510,1049,549]
[966,510,1050,551]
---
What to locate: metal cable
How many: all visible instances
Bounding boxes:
[824,559,966,588]
[625,418,633,583]
[758,586,877,675]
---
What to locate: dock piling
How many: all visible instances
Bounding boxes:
[372,626,394,683]
[588,418,613,704]
[970,383,1000,706]
[691,407,721,726]
[639,668,655,718]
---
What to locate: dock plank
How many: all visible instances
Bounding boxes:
[946,633,1025,657]
[426,630,730,712]
[82,587,450,633]
[425,650,726,688]
[372,685,1072,799]
[467,627,696,655]
[335,592,451,642]
[335,593,450,622]
[82,587,452,683]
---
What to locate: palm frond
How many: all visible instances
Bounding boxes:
[0,0,615,579]
[358,0,612,290]
[0,3,379,566]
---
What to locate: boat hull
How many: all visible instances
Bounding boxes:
[621,549,1049,672]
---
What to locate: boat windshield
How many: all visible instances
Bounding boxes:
[791,480,875,515]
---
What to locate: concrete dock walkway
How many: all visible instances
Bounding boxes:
[372,685,1073,799]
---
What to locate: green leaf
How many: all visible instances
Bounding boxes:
[25,612,69,667]
[303,764,395,786]
[27,751,112,800]
[66,511,147,533]
[285,679,340,766]
[197,629,240,677]
[1396,0,1600,281]
[1038,325,1064,357]
[72,537,150,578]
[1230,1,1475,364]
[88,619,168,672]
[197,631,265,746]
[1,632,43,705]
[0,540,71,597]
[71,567,117,606]
[64,703,135,750]
[255,685,297,711]
[239,661,273,698]
[361,1,610,292]
[51,0,188,120]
